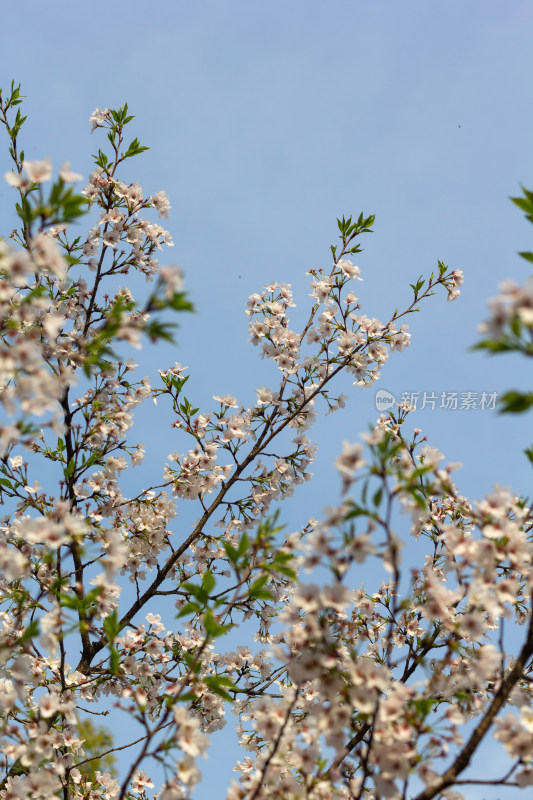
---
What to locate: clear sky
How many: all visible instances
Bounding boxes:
[1,1,532,797]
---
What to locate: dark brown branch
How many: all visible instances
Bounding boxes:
[412,605,533,800]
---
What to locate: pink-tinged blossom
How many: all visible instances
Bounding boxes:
[160,265,184,297]
[173,705,209,757]
[131,770,155,793]
[4,247,32,285]
[3,94,529,800]
[310,278,333,303]
[103,227,121,248]
[24,157,52,183]
[336,330,357,356]
[256,386,274,405]
[213,394,238,408]
[519,705,533,732]
[353,314,383,335]
[39,691,61,718]
[59,161,82,182]
[450,269,464,288]
[125,182,144,206]
[419,445,444,468]
[30,233,67,279]
[4,170,29,189]
[458,610,487,642]
[515,767,533,786]
[151,189,172,218]
[337,258,362,280]
[89,106,109,132]
[293,583,321,612]
[15,516,69,548]
[335,441,365,477]
[389,323,411,351]
[320,582,351,612]
[349,533,375,562]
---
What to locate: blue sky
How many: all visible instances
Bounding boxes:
[1,1,533,797]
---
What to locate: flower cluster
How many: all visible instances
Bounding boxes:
[2,82,532,800]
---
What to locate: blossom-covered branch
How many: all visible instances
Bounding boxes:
[1,81,532,800]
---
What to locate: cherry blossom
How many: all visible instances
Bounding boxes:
[1,81,532,800]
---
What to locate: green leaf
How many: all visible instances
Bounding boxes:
[201,571,216,595]
[16,619,39,646]
[166,292,194,312]
[510,314,522,337]
[344,502,369,520]
[103,610,121,640]
[170,375,189,393]
[270,563,297,580]
[203,609,232,638]
[411,697,436,718]
[498,390,533,414]
[204,674,237,701]
[143,320,176,343]
[93,149,110,169]
[181,580,206,601]
[511,186,533,224]
[102,611,121,675]
[237,533,249,558]
[122,138,150,159]
[64,458,76,479]
[182,652,202,674]
[177,601,202,618]
[59,593,80,610]
[222,541,239,565]
[471,339,515,353]
[248,575,272,600]
[406,486,427,510]
[81,451,104,470]
[512,195,533,217]
[272,551,294,564]
[109,648,120,676]
[409,275,425,296]
[524,446,533,465]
